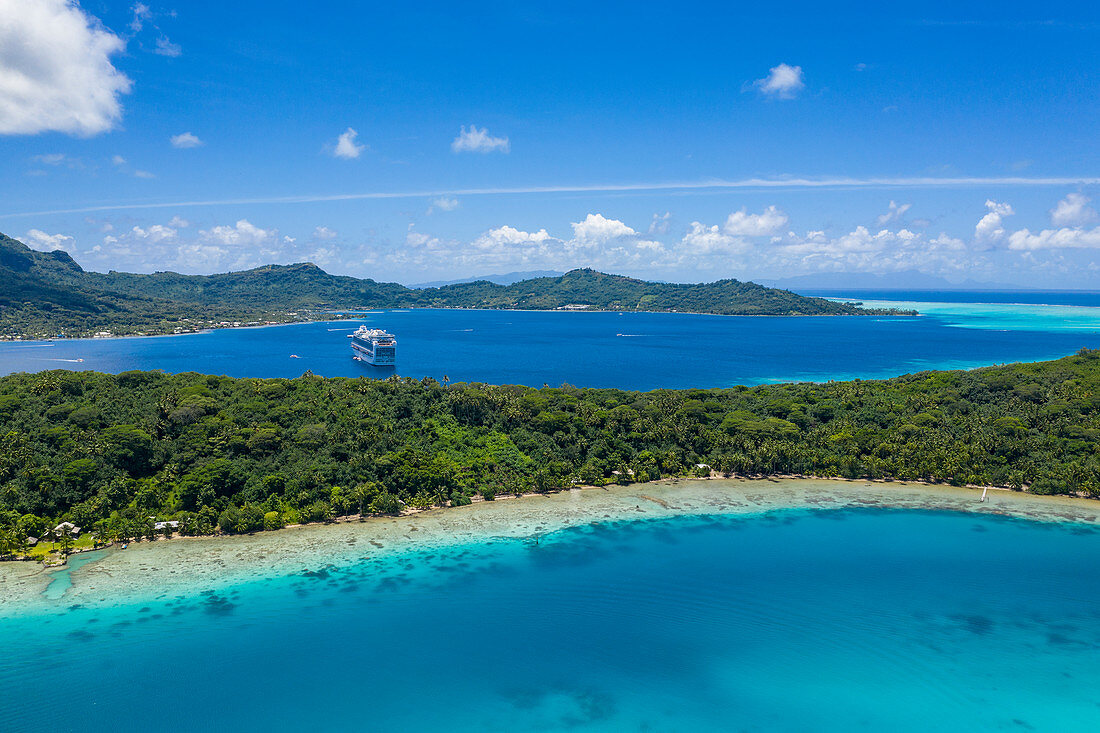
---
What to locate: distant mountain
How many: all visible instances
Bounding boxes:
[761,271,1021,291]
[0,233,911,339]
[409,270,563,288]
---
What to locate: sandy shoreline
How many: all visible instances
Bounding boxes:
[2,477,1097,616]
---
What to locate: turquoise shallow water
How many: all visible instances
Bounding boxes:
[3,509,1099,732]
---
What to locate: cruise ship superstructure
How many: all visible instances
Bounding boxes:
[349,326,397,365]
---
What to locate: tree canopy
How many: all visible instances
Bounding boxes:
[2,350,1098,546]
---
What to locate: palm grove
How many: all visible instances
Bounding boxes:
[2,349,1100,554]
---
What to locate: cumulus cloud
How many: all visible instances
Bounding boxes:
[111,154,126,166]
[723,206,789,236]
[975,200,1014,241]
[876,200,912,226]
[387,213,672,276]
[681,222,747,254]
[332,127,365,159]
[92,218,291,273]
[1050,193,1098,227]
[1007,226,1100,251]
[312,226,338,240]
[765,225,976,280]
[127,223,179,243]
[752,63,804,99]
[0,0,132,136]
[18,229,74,252]
[571,213,638,245]
[201,219,276,247]
[473,225,556,252]
[451,125,510,153]
[170,131,203,149]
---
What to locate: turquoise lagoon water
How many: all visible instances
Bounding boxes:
[1,292,1099,388]
[2,509,1099,731]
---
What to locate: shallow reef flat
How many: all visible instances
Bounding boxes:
[2,478,1098,616]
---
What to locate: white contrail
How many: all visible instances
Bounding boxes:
[2,175,1099,219]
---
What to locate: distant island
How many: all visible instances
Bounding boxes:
[0,349,1095,557]
[409,269,565,288]
[0,233,914,340]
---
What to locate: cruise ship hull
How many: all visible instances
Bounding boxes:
[349,326,397,365]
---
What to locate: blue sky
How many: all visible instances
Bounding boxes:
[2,1,1100,287]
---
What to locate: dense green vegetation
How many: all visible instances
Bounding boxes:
[1,234,909,339]
[2,351,1099,553]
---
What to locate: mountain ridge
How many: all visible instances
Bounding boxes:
[0,234,910,339]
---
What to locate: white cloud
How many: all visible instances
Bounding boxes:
[88,218,325,274]
[129,3,152,33]
[405,224,443,250]
[975,200,1014,241]
[1007,226,1100,251]
[876,200,912,225]
[313,226,338,240]
[332,127,364,159]
[111,154,126,166]
[134,170,155,179]
[723,206,789,236]
[571,214,638,245]
[649,212,671,235]
[428,196,459,214]
[451,125,510,153]
[1050,193,1098,227]
[765,225,977,280]
[128,224,178,243]
[681,222,746,254]
[155,36,182,58]
[752,63,804,99]
[200,219,276,247]
[170,131,203,148]
[474,225,555,249]
[18,229,73,252]
[33,153,67,166]
[0,0,132,136]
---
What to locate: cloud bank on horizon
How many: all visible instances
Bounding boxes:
[1,0,1099,287]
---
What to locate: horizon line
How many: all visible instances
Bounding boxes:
[3,175,1100,219]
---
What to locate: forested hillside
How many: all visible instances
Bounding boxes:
[1,234,909,339]
[2,351,1098,546]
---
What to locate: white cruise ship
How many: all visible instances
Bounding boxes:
[348,326,397,365]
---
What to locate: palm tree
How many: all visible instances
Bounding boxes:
[0,527,15,558]
[351,482,376,517]
[94,521,113,548]
[57,530,74,557]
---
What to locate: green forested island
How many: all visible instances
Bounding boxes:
[2,351,1098,550]
[1,234,910,339]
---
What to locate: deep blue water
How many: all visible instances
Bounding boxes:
[3,509,1099,732]
[1,292,1099,389]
